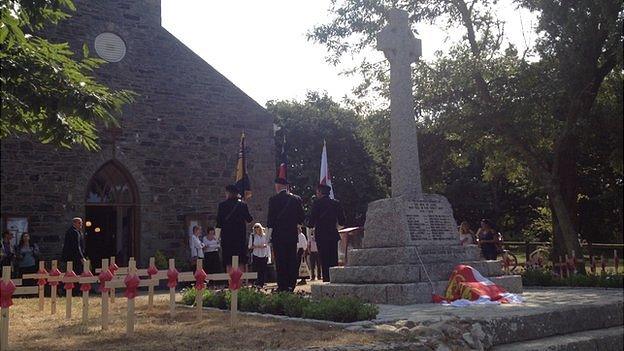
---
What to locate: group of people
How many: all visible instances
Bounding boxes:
[1,230,41,278]
[458,218,502,260]
[189,178,345,292]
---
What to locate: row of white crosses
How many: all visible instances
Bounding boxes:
[0,255,256,349]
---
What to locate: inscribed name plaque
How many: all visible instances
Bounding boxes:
[363,194,458,248]
[405,198,457,242]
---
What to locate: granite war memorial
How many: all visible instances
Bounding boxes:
[312,9,523,304]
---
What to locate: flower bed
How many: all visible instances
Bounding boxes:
[181,287,379,323]
[522,268,623,288]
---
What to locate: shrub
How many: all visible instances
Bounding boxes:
[237,288,264,312]
[180,287,196,305]
[180,287,378,322]
[203,289,229,309]
[302,297,379,323]
[154,250,168,269]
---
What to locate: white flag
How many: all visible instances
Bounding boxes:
[319,140,335,199]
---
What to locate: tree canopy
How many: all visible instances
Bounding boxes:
[0,0,133,150]
[309,0,623,254]
[267,92,387,225]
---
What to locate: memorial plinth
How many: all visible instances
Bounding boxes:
[311,9,522,305]
[312,195,523,304]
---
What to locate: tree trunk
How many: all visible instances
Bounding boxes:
[549,133,585,273]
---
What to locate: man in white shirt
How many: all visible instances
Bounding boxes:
[296,227,308,285]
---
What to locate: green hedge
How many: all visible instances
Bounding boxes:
[522,268,624,288]
[180,287,378,323]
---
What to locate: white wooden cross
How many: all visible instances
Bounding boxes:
[99,258,112,330]
[78,260,99,327]
[1,266,39,350]
[95,256,123,303]
[48,260,61,314]
[149,256,257,324]
[104,259,158,336]
[21,261,49,311]
[225,256,257,324]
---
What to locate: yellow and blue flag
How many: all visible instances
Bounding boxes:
[235,132,252,200]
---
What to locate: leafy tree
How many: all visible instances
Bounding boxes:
[0,0,133,150]
[267,92,386,225]
[310,0,623,261]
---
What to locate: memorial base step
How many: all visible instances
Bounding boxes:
[346,245,481,266]
[311,275,522,305]
[329,260,503,284]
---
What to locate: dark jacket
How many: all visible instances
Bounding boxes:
[62,226,85,263]
[309,195,346,242]
[267,190,305,245]
[216,198,253,249]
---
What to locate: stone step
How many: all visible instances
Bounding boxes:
[311,275,522,305]
[330,260,502,284]
[347,245,481,266]
[482,299,624,346]
[491,326,624,351]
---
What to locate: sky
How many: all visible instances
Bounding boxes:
[161,1,536,106]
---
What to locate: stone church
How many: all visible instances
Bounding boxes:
[0,0,275,267]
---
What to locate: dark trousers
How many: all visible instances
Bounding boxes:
[273,241,297,292]
[308,252,321,280]
[317,240,338,282]
[251,255,268,287]
[203,251,222,274]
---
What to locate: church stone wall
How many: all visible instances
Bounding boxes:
[0,0,275,265]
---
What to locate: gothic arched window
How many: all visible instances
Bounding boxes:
[86,161,137,205]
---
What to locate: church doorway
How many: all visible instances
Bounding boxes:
[85,161,139,268]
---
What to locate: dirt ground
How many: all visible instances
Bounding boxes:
[5,292,395,351]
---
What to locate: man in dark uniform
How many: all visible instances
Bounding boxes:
[61,217,86,274]
[267,178,305,292]
[308,184,345,282]
[216,184,254,271]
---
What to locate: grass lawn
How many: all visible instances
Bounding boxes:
[5,293,398,351]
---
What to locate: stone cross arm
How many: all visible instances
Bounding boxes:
[376,8,422,64]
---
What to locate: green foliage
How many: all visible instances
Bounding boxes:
[180,287,378,322]
[203,289,229,309]
[154,250,168,270]
[180,287,196,305]
[302,296,379,323]
[0,0,134,150]
[267,92,387,225]
[522,268,624,288]
[309,0,623,247]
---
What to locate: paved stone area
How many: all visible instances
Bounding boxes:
[375,288,623,323]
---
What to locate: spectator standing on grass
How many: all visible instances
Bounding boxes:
[296,227,308,286]
[476,219,499,260]
[458,221,475,245]
[202,227,221,273]
[1,230,15,269]
[15,233,39,280]
[307,230,322,281]
[248,223,270,287]
[61,217,86,274]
